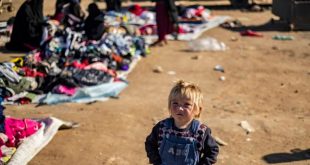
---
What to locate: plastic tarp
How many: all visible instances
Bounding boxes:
[39,81,128,105]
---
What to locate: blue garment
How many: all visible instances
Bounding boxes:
[40,80,127,104]
[158,119,203,165]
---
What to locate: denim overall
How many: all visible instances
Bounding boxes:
[158,119,206,165]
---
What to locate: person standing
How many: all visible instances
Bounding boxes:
[151,0,178,47]
[84,3,105,40]
[6,0,45,51]
[145,80,219,164]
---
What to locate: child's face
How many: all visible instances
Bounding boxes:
[170,96,199,128]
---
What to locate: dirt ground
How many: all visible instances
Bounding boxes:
[0,0,309,165]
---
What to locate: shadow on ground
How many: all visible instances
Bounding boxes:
[0,45,25,57]
[263,148,310,164]
[221,19,294,32]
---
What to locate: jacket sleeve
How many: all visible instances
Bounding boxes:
[145,124,162,165]
[199,128,219,165]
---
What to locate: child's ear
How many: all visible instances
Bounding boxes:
[195,107,202,118]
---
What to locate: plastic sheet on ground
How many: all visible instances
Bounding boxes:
[38,81,128,105]
[188,37,227,51]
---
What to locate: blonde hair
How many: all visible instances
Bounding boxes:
[168,80,203,118]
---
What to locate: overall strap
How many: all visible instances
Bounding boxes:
[191,119,208,151]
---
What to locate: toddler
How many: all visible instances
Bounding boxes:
[145,80,219,165]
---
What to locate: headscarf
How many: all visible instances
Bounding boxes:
[87,3,101,18]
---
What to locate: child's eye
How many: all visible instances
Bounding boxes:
[184,103,193,108]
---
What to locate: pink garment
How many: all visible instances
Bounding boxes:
[85,62,116,77]
[84,62,108,72]
[52,85,77,96]
[128,4,145,16]
[195,6,205,17]
[33,52,42,63]
[4,117,41,147]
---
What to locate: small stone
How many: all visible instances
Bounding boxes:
[246,138,251,141]
[294,90,298,93]
[167,71,176,75]
[219,76,226,81]
[272,46,279,50]
[230,36,238,41]
[192,55,202,60]
[153,66,163,73]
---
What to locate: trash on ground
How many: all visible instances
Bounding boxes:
[214,65,225,73]
[220,20,243,28]
[219,76,226,81]
[239,120,255,134]
[272,35,294,41]
[188,37,227,51]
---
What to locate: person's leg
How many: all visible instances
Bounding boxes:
[152,1,169,46]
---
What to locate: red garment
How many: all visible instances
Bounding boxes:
[240,30,263,37]
[128,4,144,16]
[71,61,88,69]
[155,1,174,41]
[21,67,46,77]
[195,6,205,17]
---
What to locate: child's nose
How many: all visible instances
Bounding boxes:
[177,106,184,111]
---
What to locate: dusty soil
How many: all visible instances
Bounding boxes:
[0,1,309,165]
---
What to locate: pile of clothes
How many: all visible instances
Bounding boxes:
[0,19,149,105]
[0,104,41,163]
